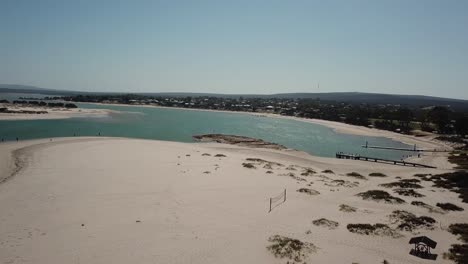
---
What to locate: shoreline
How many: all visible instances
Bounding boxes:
[0,137,463,264]
[81,101,452,151]
[1,101,453,168]
[0,133,454,186]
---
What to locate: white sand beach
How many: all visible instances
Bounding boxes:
[0,137,465,264]
[0,104,113,120]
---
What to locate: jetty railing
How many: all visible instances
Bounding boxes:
[362,141,448,153]
[336,153,436,169]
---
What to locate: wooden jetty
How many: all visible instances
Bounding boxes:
[336,153,436,168]
[362,141,448,153]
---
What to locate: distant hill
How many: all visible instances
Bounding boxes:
[270,92,468,109]
[0,84,48,90]
[0,84,78,95]
[1,84,468,110]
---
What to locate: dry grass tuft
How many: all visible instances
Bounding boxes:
[297,188,320,195]
[347,223,401,238]
[242,163,256,169]
[389,210,436,232]
[267,235,317,263]
[393,188,425,197]
[444,223,468,264]
[429,171,468,203]
[357,190,406,204]
[300,168,316,176]
[436,202,464,211]
[326,180,358,188]
[369,172,387,177]
[346,172,367,180]
[379,179,423,189]
[410,201,444,214]
[339,204,357,212]
[449,223,468,242]
[312,218,339,229]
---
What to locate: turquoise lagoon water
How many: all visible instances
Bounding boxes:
[0,101,414,160]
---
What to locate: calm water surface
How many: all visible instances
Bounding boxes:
[0,100,414,160]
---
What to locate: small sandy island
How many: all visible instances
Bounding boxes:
[0,136,465,264]
[0,103,113,120]
[193,134,287,150]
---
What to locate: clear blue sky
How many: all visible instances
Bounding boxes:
[1,0,467,98]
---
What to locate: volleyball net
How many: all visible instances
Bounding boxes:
[269,189,286,213]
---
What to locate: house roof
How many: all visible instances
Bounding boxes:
[409,236,437,248]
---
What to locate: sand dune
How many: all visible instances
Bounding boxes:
[0,137,465,263]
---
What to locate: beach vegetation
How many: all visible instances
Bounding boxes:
[410,201,444,214]
[326,180,358,188]
[339,204,357,212]
[393,188,425,197]
[444,224,468,264]
[368,172,387,177]
[65,103,77,108]
[379,179,423,189]
[242,163,256,169]
[449,224,468,242]
[245,158,284,167]
[413,173,433,181]
[357,190,406,204]
[300,168,316,176]
[411,201,429,207]
[444,244,468,264]
[449,151,468,170]
[436,202,464,211]
[267,235,317,262]
[388,210,436,232]
[297,188,320,195]
[312,218,339,229]
[345,172,367,180]
[346,223,401,238]
[428,171,468,203]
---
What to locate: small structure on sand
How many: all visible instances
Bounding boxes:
[409,236,438,260]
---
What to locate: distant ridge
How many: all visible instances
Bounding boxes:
[1,84,468,110]
[0,84,79,95]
